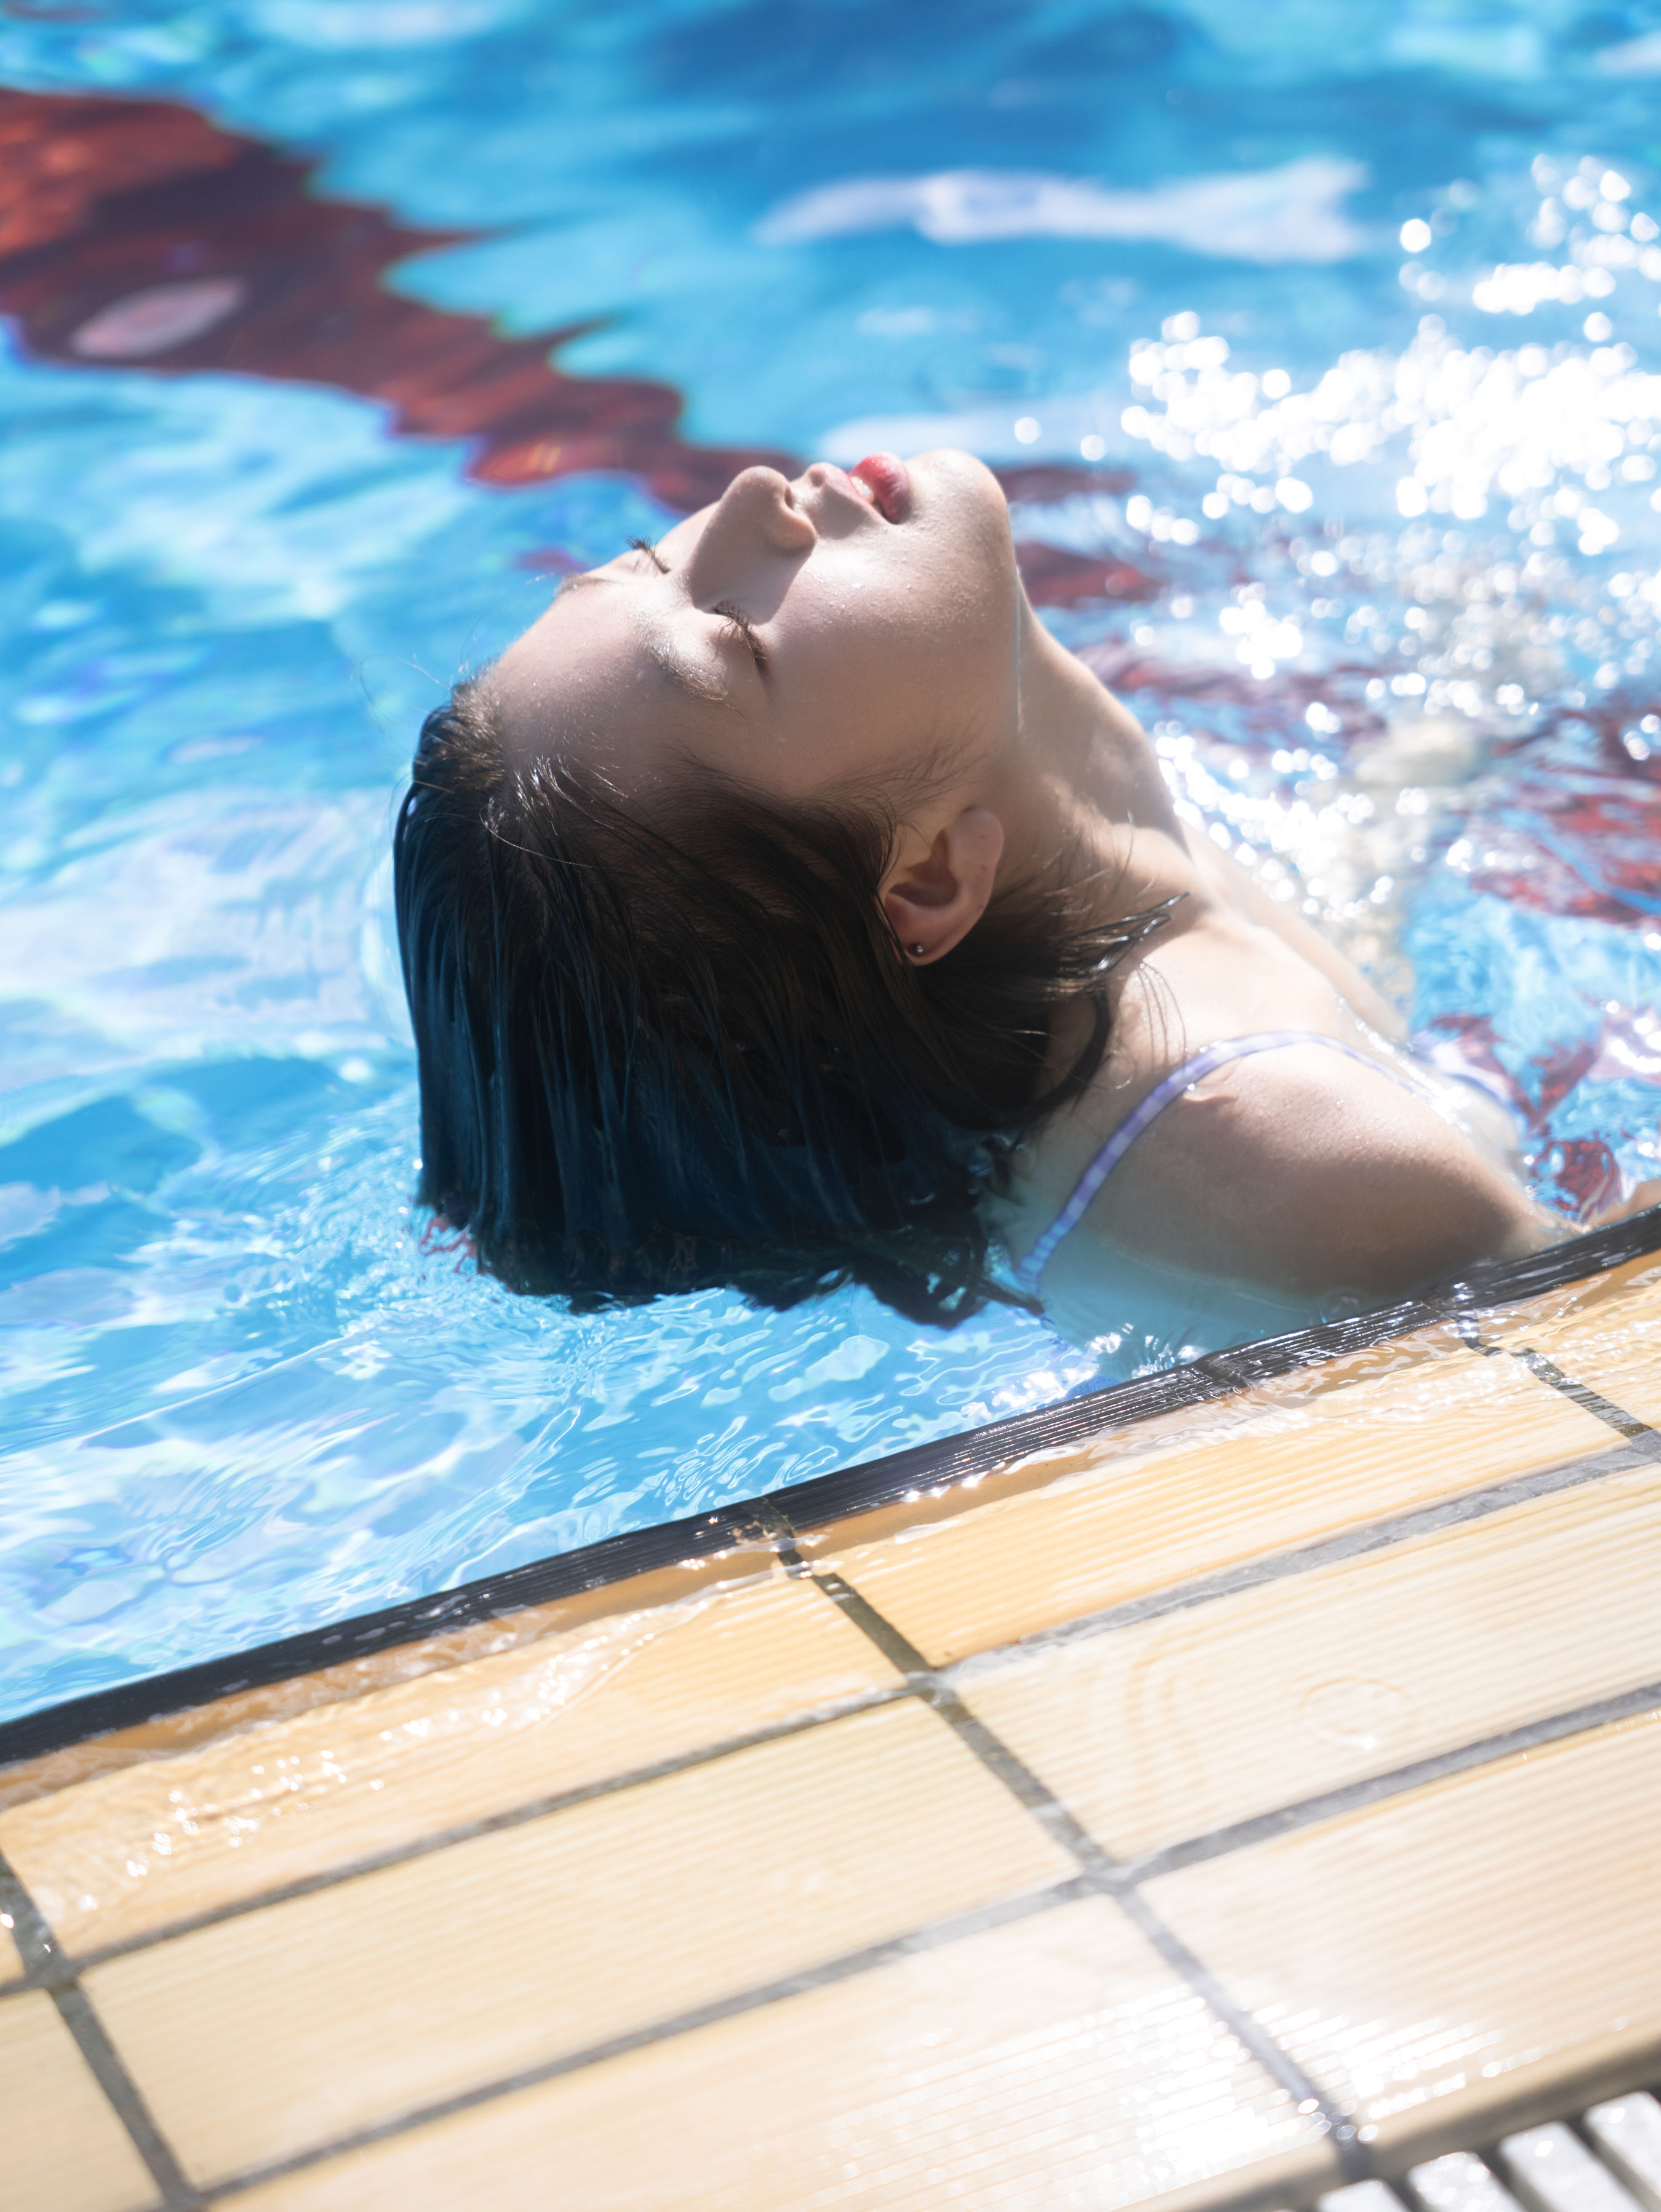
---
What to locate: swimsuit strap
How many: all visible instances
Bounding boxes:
[1011,1029,1417,1291]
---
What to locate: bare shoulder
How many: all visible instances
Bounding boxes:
[1088,1043,1556,1299]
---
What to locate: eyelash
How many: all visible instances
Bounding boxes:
[629,538,766,672]
[712,600,767,672]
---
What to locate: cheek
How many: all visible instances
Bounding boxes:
[767,544,1018,783]
[904,563,1020,730]
[792,626,1007,787]
[901,507,1019,653]
[858,557,1014,683]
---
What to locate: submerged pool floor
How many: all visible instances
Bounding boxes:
[5,1217,1661,2209]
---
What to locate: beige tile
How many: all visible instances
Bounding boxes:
[800,1320,1472,1557]
[0,1542,784,1815]
[4,1919,26,1983]
[1145,1708,1661,2160]
[0,1988,157,2212]
[89,1697,1077,2187]
[1492,1267,1661,1428]
[4,1569,899,1957]
[962,1465,1661,1858]
[809,1347,1611,1666]
[214,1895,1336,2212]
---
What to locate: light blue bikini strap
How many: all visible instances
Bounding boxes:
[1011,1029,1418,1291]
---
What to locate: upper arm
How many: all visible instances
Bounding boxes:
[1088,1047,1559,1300]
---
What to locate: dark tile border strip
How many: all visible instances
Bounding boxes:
[3,1207,1658,1772]
[15,1555,1361,2202]
[1,1422,1645,1992]
[9,1407,1660,2196]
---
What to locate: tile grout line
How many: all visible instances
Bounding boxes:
[11,1687,909,1982]
[12,1640,1658,2009]
[14,1605,1649,2204]
[188,1879,1096,2202]
[754,1509,1369,2183]
[7,1431,1655,1999]
[1123,1671,1661,1883]
[941,1434,1657,1683]
[0,1847,203,2211]
[1494,1340,1661,1444]
[0,1304,1645,2195]
[4,1377,1653,2195]
[154,1881,1661,2206]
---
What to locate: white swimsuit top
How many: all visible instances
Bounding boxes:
[1011,1029,1420,1291]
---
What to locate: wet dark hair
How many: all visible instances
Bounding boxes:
[393,677,1170,1325]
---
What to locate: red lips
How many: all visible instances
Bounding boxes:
[850,450,911,523]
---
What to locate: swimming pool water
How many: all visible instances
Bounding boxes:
[4,0,1661,1723]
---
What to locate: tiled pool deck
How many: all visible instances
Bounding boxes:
[6,1214,1661,2211]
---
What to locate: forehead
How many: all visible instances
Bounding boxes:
[492,567,736,775]
[496,570,634,712]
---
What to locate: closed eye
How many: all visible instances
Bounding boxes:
[626,535,763,676]
[712,600,767,672]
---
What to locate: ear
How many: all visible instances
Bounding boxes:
[880,806,1005,966]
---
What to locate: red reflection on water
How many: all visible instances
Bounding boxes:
[1543,1137,1625,1219]
[1464,776,1661,931]
[0,86,795,509]
[1010,541,1158,607]
[1079,642,1388,739]
[1454,694,1661,931]
[0,87,1124,540]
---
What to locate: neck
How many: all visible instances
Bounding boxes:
[989,597,1184,920]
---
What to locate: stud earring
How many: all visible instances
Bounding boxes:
[909,942,926,957]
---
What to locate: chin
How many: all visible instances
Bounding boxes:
[907,447,1008,507]
[906,450,1016,571]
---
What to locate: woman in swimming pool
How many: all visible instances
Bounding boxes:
[393,448,1632,1338]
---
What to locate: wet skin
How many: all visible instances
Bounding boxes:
[492,450,1573,1320]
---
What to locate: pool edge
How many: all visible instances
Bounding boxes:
[6,1206,1659,1772]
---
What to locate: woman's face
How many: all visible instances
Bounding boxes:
[491,448,1024,805]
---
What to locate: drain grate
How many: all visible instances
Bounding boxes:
[1314,2091,1661,2212]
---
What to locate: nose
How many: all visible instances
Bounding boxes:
[688,466,816,593]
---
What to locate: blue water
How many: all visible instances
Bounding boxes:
[4,1,1661,1724]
